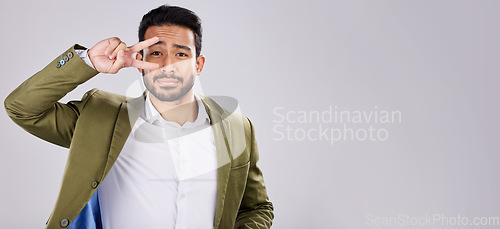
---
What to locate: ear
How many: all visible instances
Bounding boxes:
[195,55,205,76]
[136,52,143,73]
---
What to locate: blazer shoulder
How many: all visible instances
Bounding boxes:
[200,94,254,144]
[86,89,127,105]
[199,95,242,116]
[77,88,129,115]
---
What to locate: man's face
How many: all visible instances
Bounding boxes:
[139,25,204,102]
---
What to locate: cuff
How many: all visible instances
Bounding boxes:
[75,48,96,70]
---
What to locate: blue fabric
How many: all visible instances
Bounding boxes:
[68,191,102,229]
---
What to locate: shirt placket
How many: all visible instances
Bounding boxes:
[176,128,188,229]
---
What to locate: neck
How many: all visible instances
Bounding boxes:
[148,90,198,126]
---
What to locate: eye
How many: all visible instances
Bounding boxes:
[177,53,188,57]
[150,51,162,56]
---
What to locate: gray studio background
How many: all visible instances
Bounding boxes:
[1,0,499,228]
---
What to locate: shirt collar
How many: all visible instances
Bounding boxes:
[142,92,210,128]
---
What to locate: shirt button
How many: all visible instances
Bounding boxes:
[91,181,99,189]
[180,193,185,199]
[60,219,69,228]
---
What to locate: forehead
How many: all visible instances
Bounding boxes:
[144,25,195,47]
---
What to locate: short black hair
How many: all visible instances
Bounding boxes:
[139,5,202,57]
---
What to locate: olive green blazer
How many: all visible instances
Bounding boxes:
[4,45,273,229]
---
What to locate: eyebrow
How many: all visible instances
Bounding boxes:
[173,44,191,52]
[150,41,192,52]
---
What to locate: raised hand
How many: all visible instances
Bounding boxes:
[88,37,160,74]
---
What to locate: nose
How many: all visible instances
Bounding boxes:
[161,67,174,74]
[158,56,176,73]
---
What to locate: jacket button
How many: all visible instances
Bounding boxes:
[67,52,74,59]
[56,62,61,68]
[63,55,69,62]
[60,218,69,227]
[91,181,99,189]
[59,59,65,66]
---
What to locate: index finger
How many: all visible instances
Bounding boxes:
[128,36,160,53]
[130,59,160,71]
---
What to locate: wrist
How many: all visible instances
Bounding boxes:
[77,48,97,71]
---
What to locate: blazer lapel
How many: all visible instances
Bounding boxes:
[101,92,146,180]
[200,96,233,229]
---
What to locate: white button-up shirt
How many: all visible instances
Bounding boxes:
[98,93,218,229]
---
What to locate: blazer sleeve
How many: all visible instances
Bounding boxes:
[4,45,99,148]
[234,117,274,228]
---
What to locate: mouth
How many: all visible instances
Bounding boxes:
[156,77,180,87]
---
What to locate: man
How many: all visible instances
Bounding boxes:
[4,5,273,229]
